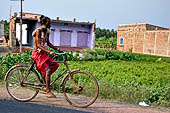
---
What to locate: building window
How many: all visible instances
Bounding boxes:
[120,38,124,45]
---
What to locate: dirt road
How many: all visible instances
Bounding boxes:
[0,87,169,113]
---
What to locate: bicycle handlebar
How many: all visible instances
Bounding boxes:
[55,52,66,55]
[52,51,66,59]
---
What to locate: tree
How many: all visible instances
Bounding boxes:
[95,27,117,39]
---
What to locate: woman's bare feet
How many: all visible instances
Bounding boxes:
[46,92,56,98]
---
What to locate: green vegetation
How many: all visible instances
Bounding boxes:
[95,27,117,49]
[0,49,170,107]
[0,51,32,80]
[80,48,170,63]
[67,61,170,106]
[95,37,117,49]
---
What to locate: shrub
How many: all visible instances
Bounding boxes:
[105,50,120,60]
[81,48,97,61]
[95,37,117,49]
[0,50,32,80]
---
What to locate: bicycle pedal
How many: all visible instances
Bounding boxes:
[41,87,47,92]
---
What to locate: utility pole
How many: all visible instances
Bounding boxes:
[10,0,24,53]
[9,6,12,20]
[20,0,23,53]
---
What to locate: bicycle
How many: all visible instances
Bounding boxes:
[5,52,99,108]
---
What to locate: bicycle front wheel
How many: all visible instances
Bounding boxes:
[6,65,39,102]
[63,71,99,108]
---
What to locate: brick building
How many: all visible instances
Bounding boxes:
[9,12,95,51]
[117,23,170,57]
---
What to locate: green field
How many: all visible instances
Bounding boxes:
[0,50,170,107]
[64,60,170,106]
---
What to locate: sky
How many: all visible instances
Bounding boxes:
[0,0,170,30]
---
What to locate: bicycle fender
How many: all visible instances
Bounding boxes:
[4,64,29,81]
[60,69,80,87]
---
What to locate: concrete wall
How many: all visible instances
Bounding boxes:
[34,23,94,49]
[9,17,16,47]
[49,24,92,48]
[0,21,4,39]
[117,23,170,57]
[16,23,28,45]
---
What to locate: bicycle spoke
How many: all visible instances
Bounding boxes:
[6,65,39,102]
[63,71,99,108]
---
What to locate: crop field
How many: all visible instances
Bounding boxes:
[0,50,170,107]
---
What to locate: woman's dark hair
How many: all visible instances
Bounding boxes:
[40,15,51,25]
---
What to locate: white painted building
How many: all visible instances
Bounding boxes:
[16,23,28,45]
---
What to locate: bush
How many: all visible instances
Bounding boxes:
[95,37,117,49]
[105,50,120,60]
[48,48,170,62]
[0,50,32,80]
[95,48,170,62]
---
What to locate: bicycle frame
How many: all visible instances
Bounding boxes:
[5,52,99,108]
[21,52,80,90]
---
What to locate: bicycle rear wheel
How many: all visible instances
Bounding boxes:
[6,65,40,102]
[63,71,99,108]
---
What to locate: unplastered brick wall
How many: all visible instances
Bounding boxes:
[117,24,146,53]
[143,32,155,55]
[144,31,170,56]
[117,23,170,57]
